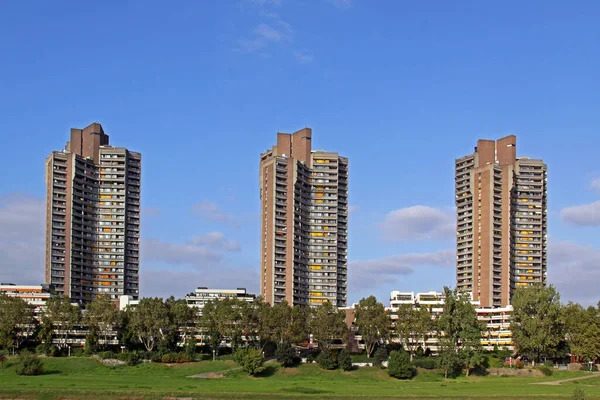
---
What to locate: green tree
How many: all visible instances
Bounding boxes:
[201,298,247,355]
[563,302,600,363]
[387,350,413,379]
[511,285,564,362]
[309,301,348,350]
[437,287,485,376]
[166,297,197,350]
[42,296,81,349]
[354,296,389,358]
[128,297,170,352]
[84,296,118,350]
[438,339,462,379]
[338,349,353,371]
[393,303,433,360]
[233,347,265,375]
[264,301,309,346]
[15,350,44,376]
[275,342,296,367]
[0,293,35,351]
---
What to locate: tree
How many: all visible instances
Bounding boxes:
[15,351,44,376]
[563,302,600,363]
[438,339,462,379]
[387,350,413,379]
[511,285,564,362]
[84,297,118,350]
[128,297,170,352]
[338,349,353,371]
[316,349,338,370]
[233,347,266,375]
[275,342,296,367]
[0,293,35,351]
[437,287,485,376]
[354,296,389,358]
[264,301,309,346]
[165,297,196,351]
[201,298,244,355]
[309,301,348,350]
[393,303,433,360]
[42,296,81,349]
[0,351,7,368]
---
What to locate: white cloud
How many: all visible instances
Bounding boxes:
[591,178,600,192]
[560,200,600,226]
[0,193,45,285]
[380,205,454,241]
[294,49,314,63]
[349,249,455,291]
[191,200,237,225]
[549,240,600,306]
[348,205,359,214]
[189,232,241,252]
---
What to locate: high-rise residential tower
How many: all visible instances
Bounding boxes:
[45,123,141,305]
[259,128,348,307]
[455,135,547,308]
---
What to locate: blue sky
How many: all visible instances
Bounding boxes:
[1,0,600,305]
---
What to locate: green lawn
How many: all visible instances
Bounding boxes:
[0,357,598,399]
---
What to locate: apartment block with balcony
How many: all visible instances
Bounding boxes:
[455,135,547,307]
[259,128,348,307]
[45,123,141,305]
[388,290,514,352]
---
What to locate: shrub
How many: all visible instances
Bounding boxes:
[572,387,586,400]
[543,360,554,368]
[71,348,85,357]
[373,347,388,367]
[514,360,524,369]
[338,350,353,371]
[488,356,504,368]
[97,351,116,360]
[185,337,197,360]
[116,351,142,366]
[49,346,63,357]
[0,351,6,368]
[387,350,414,379]
[579,364,598,372]
[36,344,50,355]
[161,353,178,363]
[306,351,319,364]
[233,347,265,375]
[538,365,553,376]
[316,350,338,370]
[15,351,44,376]
[412,357,439,370]
[275,343,296,367]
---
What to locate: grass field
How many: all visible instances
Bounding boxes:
[0,356,599,399]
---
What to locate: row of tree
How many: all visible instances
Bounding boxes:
[1,285,598,371]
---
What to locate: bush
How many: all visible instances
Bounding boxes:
[159,352,192,364]
[97,351,116,360]
[373,348,388,367]
[275,343,296,367]
[316,350,338,370]
[387,350,414,379]
[338,350,353,371]
[488,356,504,368]
[71,348,85,357]
[49,346,64,357]
[15,351,44,376]
[35,344,50,356]
[0,351,6,368]
[306,350,319,364]
[412,357,439,370]
[543,360,554,368]
[572,387,586,400]
[116,351,142,366]
[538,365,553,376]
[233,347,265,375]
[579,364,598,372]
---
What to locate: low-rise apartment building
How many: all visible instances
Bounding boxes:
[388,290,514,352]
